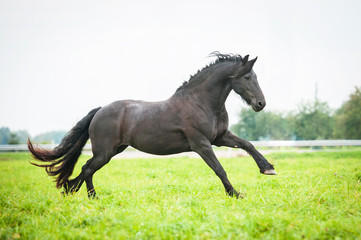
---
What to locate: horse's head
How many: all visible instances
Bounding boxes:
[230,56,266,112]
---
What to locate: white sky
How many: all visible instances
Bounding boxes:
[1,0,361,136]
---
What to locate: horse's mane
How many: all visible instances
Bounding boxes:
[176,52,243,91]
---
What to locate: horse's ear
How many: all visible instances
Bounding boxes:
[248,57,257,68]
[242,55,249,65]
[239,56,257,74]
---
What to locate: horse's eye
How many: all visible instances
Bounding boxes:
[244,76,250,80]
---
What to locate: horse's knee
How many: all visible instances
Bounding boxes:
[82,165,95,178]
[82,155,111,177]
[242,141,255,151]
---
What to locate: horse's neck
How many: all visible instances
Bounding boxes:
[205,75,233,113]
[172,62,237,113]
[183,71,233,114]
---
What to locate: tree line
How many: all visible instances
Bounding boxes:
[231,87,361,140]
[0,128,66,145]
[1,87,360,144]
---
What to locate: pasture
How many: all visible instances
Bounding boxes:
[1,150,361,239]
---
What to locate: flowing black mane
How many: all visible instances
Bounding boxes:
[176,52,244,91]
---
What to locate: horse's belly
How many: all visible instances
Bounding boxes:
[117,100,192,155]
[129,131,191,155]
[133,145,191,155]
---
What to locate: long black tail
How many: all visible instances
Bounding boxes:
[28,107,101,188]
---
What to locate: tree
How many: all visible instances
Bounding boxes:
[0,127,11,144]
[14,130,30,144]
[333,87,361,139]
[231,99,335,141]
[0,128,30,144]
[231,108,258,140]
[8,133,20,144]
[231,109,294,140]
[33,131,66,144]
[293,100,334,140]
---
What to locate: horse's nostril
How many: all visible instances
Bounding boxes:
[258,102,263,107]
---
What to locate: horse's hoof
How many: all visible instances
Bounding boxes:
[237,192,246,199]
[263,169,277,175]
[228,190,246,199]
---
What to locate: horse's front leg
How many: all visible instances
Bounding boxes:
[190,140,242,198]
[213,131,276,175]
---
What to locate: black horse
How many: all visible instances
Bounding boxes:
[28,52,276,199]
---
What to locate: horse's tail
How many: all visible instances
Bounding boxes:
[28,107,101,189]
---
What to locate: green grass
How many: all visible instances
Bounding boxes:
[1,150,361,239]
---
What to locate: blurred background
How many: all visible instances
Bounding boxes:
[1,0,360,144]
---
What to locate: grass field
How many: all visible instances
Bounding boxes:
[1,150,361,239]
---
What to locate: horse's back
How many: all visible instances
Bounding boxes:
[89,99,191,155]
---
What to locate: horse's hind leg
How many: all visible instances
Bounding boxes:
[63,176,85,195]
[80,154,112,198]
[62,153,114,196]
[62,157,92,195]
[83,145,129,198]
[63,154,113,197]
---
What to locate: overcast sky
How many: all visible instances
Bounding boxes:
[1,0,361,136]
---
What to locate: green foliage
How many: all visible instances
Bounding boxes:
[232,87,361,140]
[231,109,293,140]
[32,131,67,144]
[293,100,334,140]
[0,128,66,144]
[231,100,336,141]
[231,97,358,140]
[334,87,361,139]
[0,127,11,144]
[1,151,361,239]
[0,128,29,144]
[7,133,19,145]
[15,130,30,144]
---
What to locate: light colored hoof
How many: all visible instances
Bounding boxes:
[263,169,277,175]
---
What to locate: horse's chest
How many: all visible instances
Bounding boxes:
[190,116,223,141]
